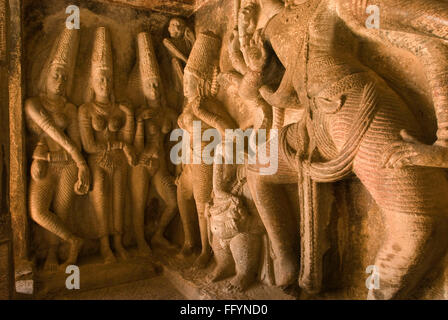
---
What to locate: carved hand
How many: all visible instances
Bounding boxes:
[382,129,448,169]
[238,3,257,42]
[139,154,159,170]
[31,159,48,181]
[74,164,91,195]
[229,29,240,54]
[243,31,267,73]
[119,103,134,116]
[185,27,196,45]
[123,143,138,167]
[137,107,157,122]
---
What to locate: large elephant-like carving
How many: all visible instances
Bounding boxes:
[244,0,448,299]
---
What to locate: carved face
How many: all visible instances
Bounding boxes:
[142,78,161,101]
[92,69,112,100]
[183,71,199,100]
[168,18,186,39]
[46,64,68,97]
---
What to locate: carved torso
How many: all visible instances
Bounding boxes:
[79,101,129,170]
[87,102,126,144]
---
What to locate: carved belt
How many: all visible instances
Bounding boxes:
[33,149,73,164]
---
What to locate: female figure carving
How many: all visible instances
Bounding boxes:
[25,28,90,270]
[78,27,136,263]
[130,32,178,255]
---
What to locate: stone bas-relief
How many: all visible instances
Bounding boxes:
[25,28,89,271]
[131,31,178,255]
[4,0,448,299]
[78,26,137,264]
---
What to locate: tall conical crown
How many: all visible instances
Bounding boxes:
[49,28,80,69]
[185,31,221,81]
[39,28,79,95]
[137,32,160,81]
[91,27,113,73]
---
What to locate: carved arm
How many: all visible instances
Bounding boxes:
[163,38,188,64]
[78,104,107,154]
[25,99,86,167]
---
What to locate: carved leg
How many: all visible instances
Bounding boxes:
[177,166,197,256]
[333,84,448,298]
[192,163,213,268]
[246,171,299,287]
[151,168,178,250]
[29,169,76,270]
[228,233,262,292]
[131,165,152,256]
[354,163,448,299]
[90,165,116,264]
[366,211,448,299]
[207,236,234,283]
[53,164,83,269]
[112,166,129,261]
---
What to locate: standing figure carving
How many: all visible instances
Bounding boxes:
[163,17,195,113]
[130,32,178,255]
[78,27,136,264]
[206,144,265,292]
[177,31,237,267]
[25,28,90,271]
[245,0,448,299]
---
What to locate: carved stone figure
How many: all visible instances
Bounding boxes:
[130,32,179,255]
[78,27,136,264]
[245,0,448,299]
[163,17,195,113]
[222,0,286,130]
[177,31,237,267]
[24,28,90,271]
[206,146,264,292]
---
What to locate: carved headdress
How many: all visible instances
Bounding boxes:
[185,31,221,81]
[39,28,80,95]
[91,27,113,74]
[137,32,160,81]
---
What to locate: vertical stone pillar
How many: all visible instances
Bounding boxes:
[8,0,33,296]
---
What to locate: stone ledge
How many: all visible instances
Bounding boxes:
[35,253,160,299]
[156,249,298,300]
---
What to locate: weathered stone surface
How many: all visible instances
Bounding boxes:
[93,0,213,16]
[4,0,448,301]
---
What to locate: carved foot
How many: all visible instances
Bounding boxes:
[151,234,177,251]
[60,237,84,270]
[194,251,212,269]
[206,266,234,283]
[275,256,298,287]
[136,242,153,257]
[226,274,254,293]
[100,245,117,264]
[43,249,59,272]
[178,243,195,258]
[113,235,129,261]
[104,254,117,264]
[115,246,130,261]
